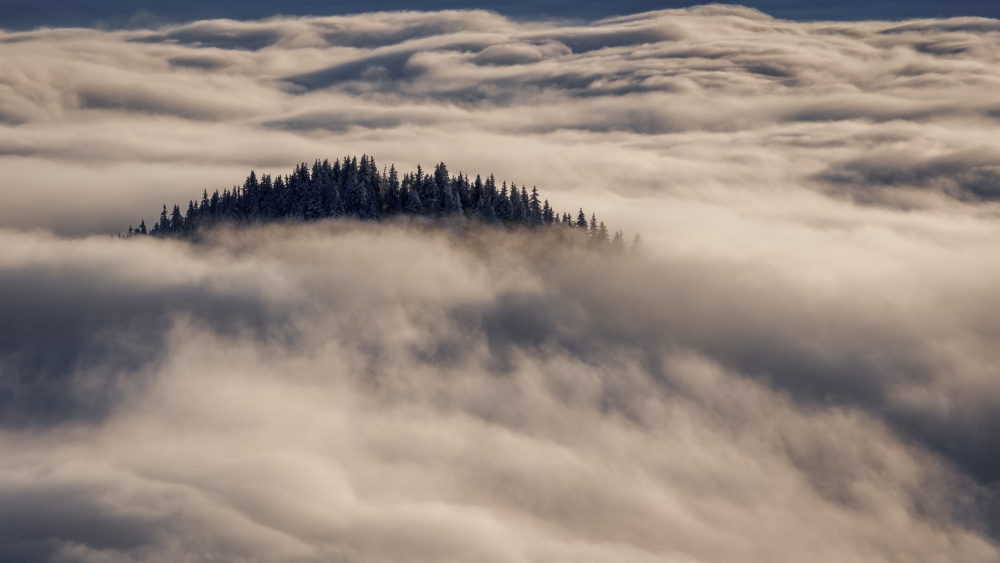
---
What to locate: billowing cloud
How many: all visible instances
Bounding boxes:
[3,6,1000,235]
[1,224,998,562]
[3,5,1000,561]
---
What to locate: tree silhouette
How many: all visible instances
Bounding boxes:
[121,155,633,253]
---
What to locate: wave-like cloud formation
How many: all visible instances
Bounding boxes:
[4,7,1000,233]
[3,6,1000,561]
[0,224,997,562]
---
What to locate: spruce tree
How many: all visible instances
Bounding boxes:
[529,186,542,225]
[286,164,308,220]
[496,183,513,224]
[420,173,438,216]
[611,230,625,253]
[631,233,645,255]
[470,174,484,214]
[254,174,272,222]
[479,195,497,224]
[303,165,324,221]
[270,177,285,219]
[184,200,197,234]
[170,205,184,233]
[326,171,344,218]
[359,155,382,219]
[404,182,423,215]
[510,184,526,225]
[455,173,471,211]
[383,164,401,215]
[597,221,610,244]
[448,181,463,215]
[363,179,381,221]
[344,158,365,218]
[242,170,259,220]
[158,205,169,233]
[433,162,449,193]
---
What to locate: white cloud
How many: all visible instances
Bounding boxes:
[0,224,996,561]
[3,6,1000,560]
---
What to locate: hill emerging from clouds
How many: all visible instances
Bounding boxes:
[123,156,632,251]
[3,6,1000,562]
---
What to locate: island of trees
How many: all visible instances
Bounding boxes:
[122,155,642,252]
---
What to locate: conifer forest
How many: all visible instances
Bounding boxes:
[124,156,637,251]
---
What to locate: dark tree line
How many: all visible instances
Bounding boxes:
[121,155,642,251]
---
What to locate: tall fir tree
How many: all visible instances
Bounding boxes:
[455,173,471,211]
[404,179,423,215]
[470,174,484,213]
[384,164,402,215]
[158,204,170,233]
[510,184,526,225]
[184,200,197,234]
[496,182,513,224]
[529,186,542,225]
[303,163,324,221]
[169,204,184,233]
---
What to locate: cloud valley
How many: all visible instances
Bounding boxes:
[3,5,1000,561]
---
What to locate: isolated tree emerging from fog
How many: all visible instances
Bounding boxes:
[123,155,638,252]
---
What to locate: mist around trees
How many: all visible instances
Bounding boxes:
[121,155,641,253]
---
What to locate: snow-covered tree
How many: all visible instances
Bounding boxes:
[125,155,628,245]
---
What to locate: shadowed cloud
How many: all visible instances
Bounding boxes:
[4,6,1000,561]
[816,148,1000,204]
[0,223,996,561]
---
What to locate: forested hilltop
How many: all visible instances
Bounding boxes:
[123,155,641,251]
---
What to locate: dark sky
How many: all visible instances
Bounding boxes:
[2,0,999,30]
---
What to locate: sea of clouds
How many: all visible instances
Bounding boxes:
[2,5,1000,561]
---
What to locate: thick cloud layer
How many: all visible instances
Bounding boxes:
[4,7,1000,234]
[4,6,1000,561]
[0,224,998,562]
